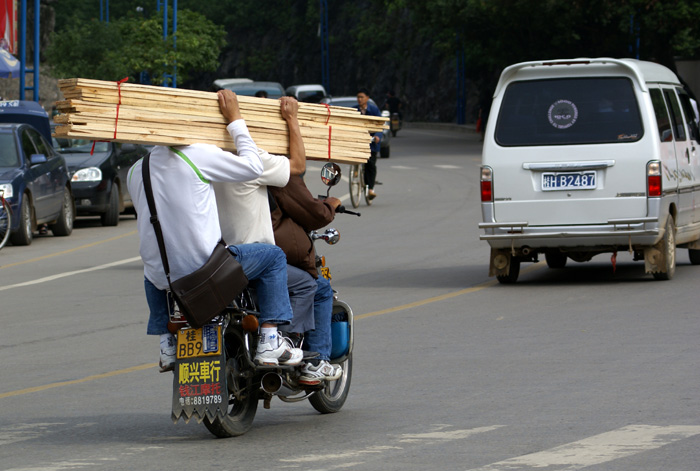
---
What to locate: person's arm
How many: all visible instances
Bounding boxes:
[279,97,306,176]
[271,176,337,231]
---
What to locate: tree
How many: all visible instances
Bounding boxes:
[45,9,224,84]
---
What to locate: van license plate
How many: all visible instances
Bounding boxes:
[542,171,596,191]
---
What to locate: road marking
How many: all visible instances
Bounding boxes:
[0,256,142,291]
[0,423,64,446]
[390,165,417,170]
[434,164,462,169]
[0,364,154,400]
[399,425,505,443]
[466,425,700,471]
[0,230,138,269]
[0,263,543,398]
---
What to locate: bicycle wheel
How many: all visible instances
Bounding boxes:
[0,198,11,250]
[348,164,362,208]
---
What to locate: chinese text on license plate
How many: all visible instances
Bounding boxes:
[177,324,221,359]
[542,171,596,191]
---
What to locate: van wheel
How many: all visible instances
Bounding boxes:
[496,257,520,284]
[545,250,567,268]
[653,217,676,280]
[689,248,700,265]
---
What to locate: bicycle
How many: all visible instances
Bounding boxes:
[0,190,11,250]
[348,164,373,208]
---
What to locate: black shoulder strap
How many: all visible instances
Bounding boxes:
[141,154,172,283]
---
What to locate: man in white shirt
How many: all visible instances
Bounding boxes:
[214,96,318,345]
[128,90,303,371]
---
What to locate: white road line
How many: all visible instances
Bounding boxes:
[0,257,142,291]
[467,425,700,471]
[435,164,462,169]
[390,165,417,170]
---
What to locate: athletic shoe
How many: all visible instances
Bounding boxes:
[255,336,303,366]
[299,360,342,385]
[367,190,377,201]
[159,347,176,373]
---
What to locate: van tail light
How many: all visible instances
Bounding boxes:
[480,166,493,202]
[647,161,662,197]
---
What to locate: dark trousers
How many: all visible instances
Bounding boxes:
[365,151,378,190]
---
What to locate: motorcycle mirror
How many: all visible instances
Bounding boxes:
[320,162,342,187]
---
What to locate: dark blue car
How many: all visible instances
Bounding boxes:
[0,101,74,245]
[52,131,150,226]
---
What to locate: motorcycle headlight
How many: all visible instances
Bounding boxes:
[72,167,102,182]
[0,183,13,199]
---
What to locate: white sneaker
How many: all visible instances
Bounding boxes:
[159,347,176,372]
[255,336,303,366]
[159,333,176,373]
[299,360,342,385]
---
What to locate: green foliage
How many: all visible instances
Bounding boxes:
[45,9,225,84]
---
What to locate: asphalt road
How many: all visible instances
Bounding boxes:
[1,127,698,471]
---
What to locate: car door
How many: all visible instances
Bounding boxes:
[19,126,50,218]
[662,88,694,229]
[26,127,65,218]
[676,90,700,225]
[114,143,147,207]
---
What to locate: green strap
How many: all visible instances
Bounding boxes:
[169,146,210,184]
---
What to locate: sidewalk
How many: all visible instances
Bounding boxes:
[403,121,482,140]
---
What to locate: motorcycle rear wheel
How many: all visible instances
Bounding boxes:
[203,334,258,437]
[308,354,352,414]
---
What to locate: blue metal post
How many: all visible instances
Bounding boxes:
[19,0,26,99]
[100,0,109,23]
[160,0,177,87]
[19,0,40,101]
[320,0,330,94]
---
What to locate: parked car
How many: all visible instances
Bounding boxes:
[286,84,327,103]
[51,128,150,226]
[0,101,74,245]
[479,58,700,283]
[213,80,286,99]
[321,96,391,157]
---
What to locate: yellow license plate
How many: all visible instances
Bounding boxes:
[177,325,221,359]
[321,266,332,280]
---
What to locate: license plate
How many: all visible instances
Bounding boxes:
[177,325,221,359]
[542,171,596,191]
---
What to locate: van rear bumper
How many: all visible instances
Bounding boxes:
[479,217,661,249]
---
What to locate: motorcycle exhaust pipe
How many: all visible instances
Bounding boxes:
[261,372,297,397]
[521,246,531,256]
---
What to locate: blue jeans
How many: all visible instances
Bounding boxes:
[145,243,293,335]
[304,276,333,361]
[286,265,317,333]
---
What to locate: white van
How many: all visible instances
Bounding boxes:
[479,58,700,283]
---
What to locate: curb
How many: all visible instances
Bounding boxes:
[402,121,482,140]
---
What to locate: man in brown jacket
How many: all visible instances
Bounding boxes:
[270,175,343,385]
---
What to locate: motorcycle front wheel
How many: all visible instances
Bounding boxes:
[308,354,352,414]
[203,333,258,437]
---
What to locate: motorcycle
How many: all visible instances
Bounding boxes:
[168,163,358,437]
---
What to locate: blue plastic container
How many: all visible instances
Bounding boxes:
[330,321,349,359]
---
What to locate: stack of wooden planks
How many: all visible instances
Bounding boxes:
[53,78,387,165]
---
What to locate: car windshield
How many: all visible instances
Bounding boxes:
[0,133,19,167]
[53,137,108,153]
[329,99,358,108]
[495,77,643,146]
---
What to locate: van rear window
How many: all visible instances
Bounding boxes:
[495,77,643,146]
